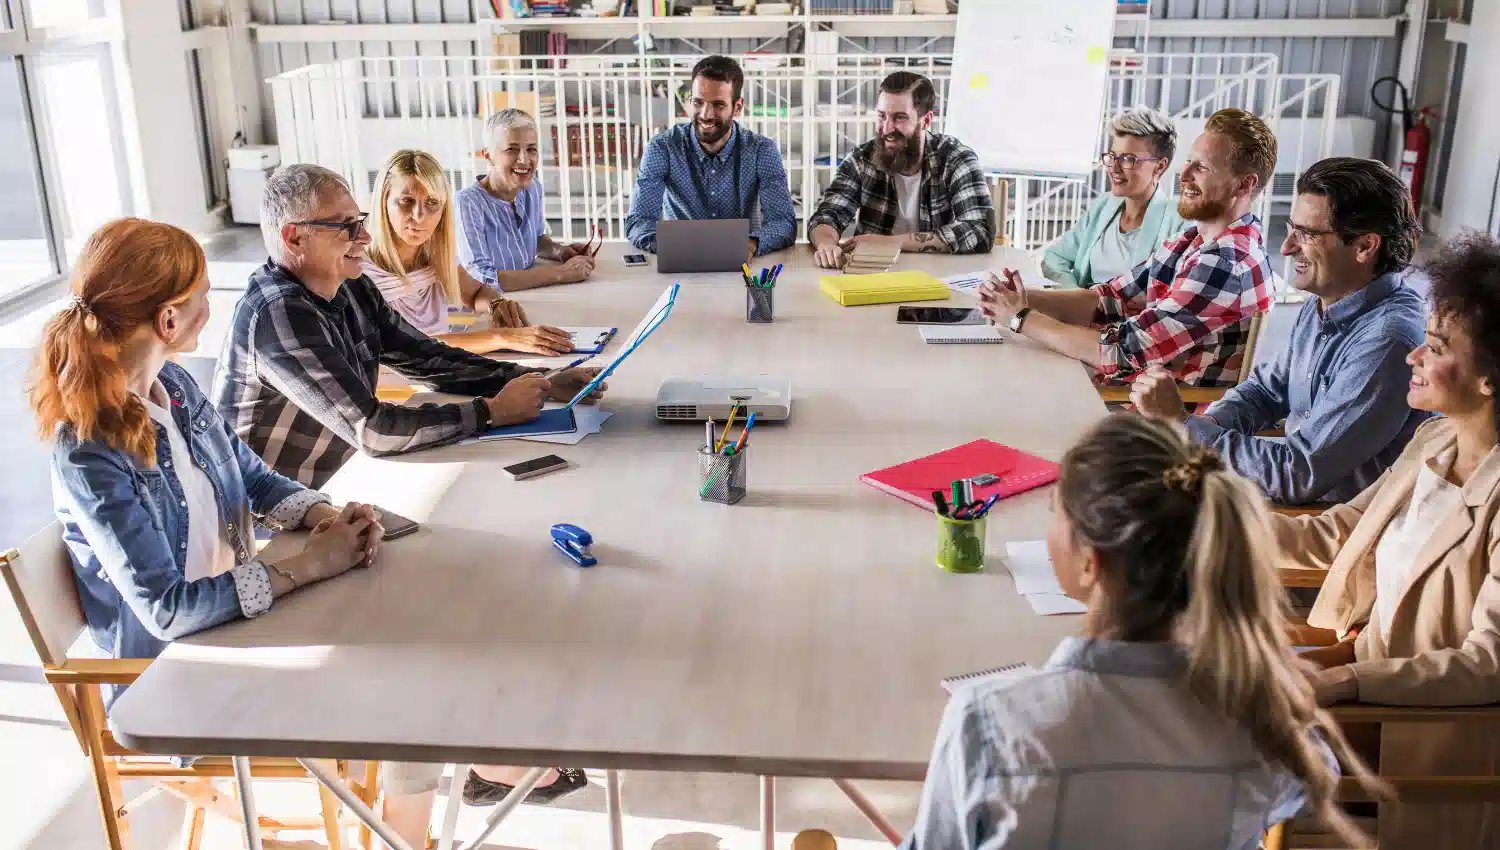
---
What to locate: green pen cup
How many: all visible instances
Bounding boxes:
[698,445,747,504]
[935,514,987,574]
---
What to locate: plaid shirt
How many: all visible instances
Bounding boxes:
[213,262,532,488]
[1092,213,1274,386]
[808,132,995,254]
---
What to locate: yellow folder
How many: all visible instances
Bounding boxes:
[819,271,951,307]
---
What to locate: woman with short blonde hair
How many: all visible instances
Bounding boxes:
[365,149,573,356]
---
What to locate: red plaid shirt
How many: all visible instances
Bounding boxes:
[1091,213,1274,387]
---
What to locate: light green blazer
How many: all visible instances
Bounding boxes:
[1041,184,1186,288]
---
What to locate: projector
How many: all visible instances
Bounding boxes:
[655,376,792,421]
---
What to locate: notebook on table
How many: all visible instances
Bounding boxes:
[919,325,1005,345]
[820,271,950,307]
[941,663,1033,694]
[860,439,1061,510]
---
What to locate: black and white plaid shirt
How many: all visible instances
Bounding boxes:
[808,132,995,254]
[213,261,531,487]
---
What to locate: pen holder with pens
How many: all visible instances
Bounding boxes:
[746,286,774,323]
[698,445,748,504]
[935,514,987,574]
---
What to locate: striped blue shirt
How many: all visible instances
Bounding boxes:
[625,122,796,256]
[456,177,547,289]
[903,638,1326,850]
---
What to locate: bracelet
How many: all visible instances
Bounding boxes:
[266,560,299,589]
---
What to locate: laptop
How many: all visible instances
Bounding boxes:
[657,218,750,274]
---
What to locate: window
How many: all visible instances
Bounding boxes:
[23,0,108,30]
[0,57,56,296]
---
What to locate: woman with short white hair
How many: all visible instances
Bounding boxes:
[1043,106,1187,287]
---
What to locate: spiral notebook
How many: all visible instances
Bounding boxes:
[941,662,1032,693]
[919,325,1005,345]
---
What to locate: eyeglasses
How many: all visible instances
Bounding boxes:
[1286,222,1338,242]
[294,212,370,241]
[1100,152,1166,170]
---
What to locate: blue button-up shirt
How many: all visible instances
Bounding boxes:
[456,176,547,288]
[625,122,796,256]
[1186,271,1429,504]
[902,638,1325,850]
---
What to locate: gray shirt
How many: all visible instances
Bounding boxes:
[1186,271,1429,504]
[902,638,1322,850]
[1087,206,1142,284]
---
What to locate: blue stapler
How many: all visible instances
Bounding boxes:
[550,523,598,567]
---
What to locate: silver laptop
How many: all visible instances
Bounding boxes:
[657,218,750,274]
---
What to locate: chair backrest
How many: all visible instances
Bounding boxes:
[1237,309,1266,386]
[0,522,86,668]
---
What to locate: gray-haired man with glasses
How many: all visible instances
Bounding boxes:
[213,163,604,488]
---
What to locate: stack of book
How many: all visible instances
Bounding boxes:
[843,241,901,274]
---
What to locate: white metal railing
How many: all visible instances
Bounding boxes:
[268,51,1338,266]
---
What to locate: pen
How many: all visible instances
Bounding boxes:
[717,402,741,452]
[742,263,753,283]
[758,268,768,288]
[732,411,758,452]
[974,494,1000,519]
[544,356,589,378]
[771,263,783,286]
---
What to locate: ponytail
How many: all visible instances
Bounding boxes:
[1059,414,1389,846]
[28,218,204,466]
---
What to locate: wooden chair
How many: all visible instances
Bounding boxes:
[0,522,382,850]
[1096,310,1265,407]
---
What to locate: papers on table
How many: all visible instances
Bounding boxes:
[1003,540,1087,616]
[564,326,616,354]
[918,324,1005,345]
[943,271,989,297]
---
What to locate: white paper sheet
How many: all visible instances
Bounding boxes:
[943,271,989,297]
[1004,540,1087,616]
[1025,593,1089,616]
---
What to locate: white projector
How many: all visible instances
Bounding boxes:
[655,376,792,421]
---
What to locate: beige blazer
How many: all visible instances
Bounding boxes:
[1273,417,1500,706]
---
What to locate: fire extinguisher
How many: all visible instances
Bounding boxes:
[1372,77,1434,217]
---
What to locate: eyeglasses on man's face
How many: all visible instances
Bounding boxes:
[295,212,370,242]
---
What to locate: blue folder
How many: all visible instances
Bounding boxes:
[470,284,680,441]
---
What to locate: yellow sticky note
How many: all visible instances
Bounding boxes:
[1086,46,1108,65]
[968,72,990,91]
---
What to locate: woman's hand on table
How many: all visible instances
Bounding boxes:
[977,270,1028,326]
[552,255,595,285]
[488,297,529,329]
[493,325,574,357]
[548,367,606,405]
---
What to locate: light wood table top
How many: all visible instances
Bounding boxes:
[111,245,1104,780]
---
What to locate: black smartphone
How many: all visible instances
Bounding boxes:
[377,508,421,541]
[503,454,570,481]
[896,306,984,325]
[624,253,649,267]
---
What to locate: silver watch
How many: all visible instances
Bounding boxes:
[1008,307,1032,334]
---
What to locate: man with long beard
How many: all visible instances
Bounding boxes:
[808,71,995,269]
[625,54,796,259]
[976,108,1277,390]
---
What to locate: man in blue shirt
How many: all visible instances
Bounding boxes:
[625,55,796,258]
[1132,157,1428,505]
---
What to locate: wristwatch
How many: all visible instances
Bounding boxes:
[1009,307,1032,334]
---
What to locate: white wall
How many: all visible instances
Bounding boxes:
[1439,2,1500,238]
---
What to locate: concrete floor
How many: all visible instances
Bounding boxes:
[0,225,1342,850]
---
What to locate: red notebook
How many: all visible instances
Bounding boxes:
[860,439,1061,510]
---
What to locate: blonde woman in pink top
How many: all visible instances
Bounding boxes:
[364,149,573,356]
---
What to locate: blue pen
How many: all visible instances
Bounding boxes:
[544,356,590,378]
[771,263,783,286]
[974,494,1000,519]
[758,268,768,288]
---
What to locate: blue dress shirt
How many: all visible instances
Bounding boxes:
[624,122,796,256]
[1186,271,1430,504]
[456,177,547,288]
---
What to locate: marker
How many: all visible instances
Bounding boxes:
[742,263,754,283]
[932,490,949,517]
[950,480,964,511]
[705,418,715,450]
[758,268,768,288]
[771,263,783,286]
[732,411,758,452]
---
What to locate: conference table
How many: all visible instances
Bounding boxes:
[110,245,1106,850]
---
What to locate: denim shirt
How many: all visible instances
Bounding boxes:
[51,361,328,671]
[1186,271,1429,504]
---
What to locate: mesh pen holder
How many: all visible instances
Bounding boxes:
[935,514,987,574]
[746,287,775,323]
[698,446,748,504]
